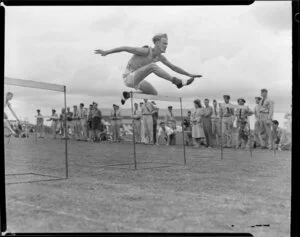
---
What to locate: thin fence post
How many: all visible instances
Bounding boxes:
[130,91,137,170]
[180,98,186,165]
[64,87,69,179]
[248,119,253,157]
[220,113,223,160]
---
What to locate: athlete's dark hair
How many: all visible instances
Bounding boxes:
[152,33,168,44]
[272,120,279,125]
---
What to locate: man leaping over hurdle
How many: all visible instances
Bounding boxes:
[94,33,202,105]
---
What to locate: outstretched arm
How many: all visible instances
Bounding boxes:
[94,47,149,57]
[160,55,202,78]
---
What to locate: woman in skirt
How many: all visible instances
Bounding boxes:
[191,99,205,148]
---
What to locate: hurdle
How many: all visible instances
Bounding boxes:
[130,91,186,169]
[4,77,69,181]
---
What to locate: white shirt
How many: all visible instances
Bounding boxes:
[158,126,174,137]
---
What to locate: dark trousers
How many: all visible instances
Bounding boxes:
[202,117,213,147]
[153,123,157,144]
[170,133,176,145]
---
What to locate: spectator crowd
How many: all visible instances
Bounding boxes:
[29,88,291,151]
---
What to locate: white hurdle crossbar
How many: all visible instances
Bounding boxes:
[131,92,180,102]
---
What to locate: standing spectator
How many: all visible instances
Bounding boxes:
[271,120,291,151]
[141,98,155,144]
[165,106,177,145]
[185,110,192,125]
[152,101,159,144]
[139,102,146,143]
[92,102,102,142]
[59,108,67,139]
[36,109,44,138]
[253,97,263,148]
[116,105,124,139]
[84,108,89,140]
[66,107,73,138]
[191,99,205,148]
[258,89,274,150]
[234,98,253,149]
[156,121,175,146]
[72,105,81,140]
[87,104,94,141]
[219,95,235,148]
[202,99,213,148]
[283,106,292,149]
[211,100,221,147]
[47,109,59,139]
[132,102,142,143]
[78,103,88,141]
[110,104,122,142]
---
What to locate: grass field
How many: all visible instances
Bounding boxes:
[4,136,291,236]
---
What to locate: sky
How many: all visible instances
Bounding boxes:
[4,3,292,124]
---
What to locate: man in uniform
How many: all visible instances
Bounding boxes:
[211,99,221,147]
[202,99,213,148]
[132,102,142,143]
[94,33,202,105]
[139,102,146,143]
[110,104,122,142]
[78,103,88,141]
[35,109,44,138]
[151,101,159,144]
[165,105,177,145]
[253,97,263,148]
[258,89,274,150]
[72,105,81,140]
[66,107,73,138]
[47,109,59,139]
[141,98,155,144]
[92,102,102,142]
[234,98,253,149]
[87,104,94,141]
[219,95,235,148]
[59,108,67,139]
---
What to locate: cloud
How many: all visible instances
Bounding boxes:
[4,3,292,121]
[250,2,291,31]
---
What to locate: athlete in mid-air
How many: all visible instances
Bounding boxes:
[94,33,202,105]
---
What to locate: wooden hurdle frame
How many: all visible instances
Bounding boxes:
[4,77,69,180]
[130,91,186,169]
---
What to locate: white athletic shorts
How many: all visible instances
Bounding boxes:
[123,71,140,90]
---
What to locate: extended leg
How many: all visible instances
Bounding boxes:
[122,63,200,104]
